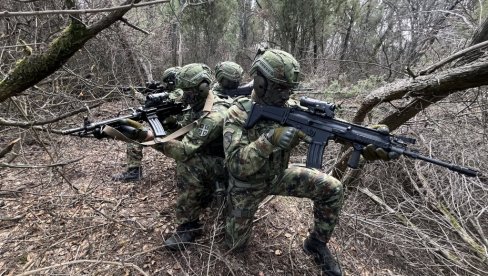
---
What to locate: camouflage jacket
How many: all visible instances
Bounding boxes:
[223,97,293,183]
[155,94,232,162]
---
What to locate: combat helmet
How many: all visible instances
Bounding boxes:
[176,63,214,90]
[177,63,214,108]
[249,49,300,87]
[215,61,244,83]
[162,66,181,85]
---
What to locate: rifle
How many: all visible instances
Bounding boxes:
[119,80,166,94]
[244,97,480,177]
[61,92,184,138]
[221,80,254,97]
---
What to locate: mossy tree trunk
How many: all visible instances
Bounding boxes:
[0,0,142,103]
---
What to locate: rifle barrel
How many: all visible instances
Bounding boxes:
[402,150,479,177]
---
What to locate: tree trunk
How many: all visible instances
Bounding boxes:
[332,55,488,180]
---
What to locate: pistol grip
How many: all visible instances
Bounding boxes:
[347,144,363,169]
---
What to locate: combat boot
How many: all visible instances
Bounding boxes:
[303,232,343,276]
[164,221,203,251]
[112,167,142,182]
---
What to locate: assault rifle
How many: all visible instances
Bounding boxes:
[61,92,184,138]
[244,97,480,177]
[119,80,166,94]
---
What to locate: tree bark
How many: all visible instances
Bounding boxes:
[332,56,488,180]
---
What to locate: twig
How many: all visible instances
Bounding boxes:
[359,187,462,265]
[419,40,488,75]
[0,103,102,127]
[15,259,149,276]
[258,195,275,209]
[0,0,170,17]
[0,137,21,158]
[119,17,151,35]
[0,214,26,222]
[0,157,83,169]
[288,233,297,276]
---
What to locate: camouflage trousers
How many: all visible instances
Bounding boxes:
[225,166,343,251]
[126,143,143,168]
[174,154,227,225]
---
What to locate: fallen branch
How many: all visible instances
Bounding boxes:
[359,187,461,265]
[419,40,488,76]
[0,0,170,17]
[0,157,83,169]
[0,138,20,159]
[0,102,102,127]
[0,214,25,223]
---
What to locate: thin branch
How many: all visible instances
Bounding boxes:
[0,157,83,169]
[419,40,488,75]
[16,259,149,276]
[0,0,170,17]
[359,187,462,264]
[0,102,102,127]
[0,138,21,159]
[120,17,151,35]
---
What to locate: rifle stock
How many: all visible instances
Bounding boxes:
[244,97,480,177]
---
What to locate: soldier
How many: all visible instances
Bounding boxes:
[112,63,233,250]
[112,67,182,182]
[222,49,396,276]
[212,61,244,97]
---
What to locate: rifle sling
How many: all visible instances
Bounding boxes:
[102,92,215,145]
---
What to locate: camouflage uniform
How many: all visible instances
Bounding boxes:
[125,92,145,170]
[151,94,231,224]
[223,97,343,250]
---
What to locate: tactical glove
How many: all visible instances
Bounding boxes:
[265,127,307,150]
[362,124,400,161]
[93,127,108,139]
[162,116,179,130]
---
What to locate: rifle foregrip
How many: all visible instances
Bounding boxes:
[347,149,362,169]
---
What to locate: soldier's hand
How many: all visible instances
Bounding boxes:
[162,116,178,130]
[362,124,400,161]
[93,127,108,139]
[266,127,307,150]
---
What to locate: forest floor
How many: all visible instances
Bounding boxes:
[0,100,421,276]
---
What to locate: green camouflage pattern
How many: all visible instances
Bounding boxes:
[168,88,184,101]
[223,97,344,250]
[215,61,243,83]
[152,95,232,224]
[174,154,226,224]
[249,49,300,86]
[176,63,214,90]
[126,143,144,168]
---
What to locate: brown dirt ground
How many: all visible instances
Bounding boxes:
[0,101,421,276]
